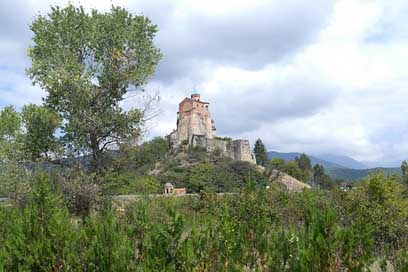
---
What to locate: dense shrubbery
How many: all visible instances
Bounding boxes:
[0,173,407,271]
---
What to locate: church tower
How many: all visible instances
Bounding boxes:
[168,93,256,164]
[172,93,216,145]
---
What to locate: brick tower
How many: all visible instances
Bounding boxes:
[170,94,216,146]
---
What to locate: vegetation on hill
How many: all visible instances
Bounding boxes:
[268,151,403,181]
[326,166,401,181]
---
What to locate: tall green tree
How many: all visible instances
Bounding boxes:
[312,164,334,189]
[0,105,61,162]
[253,138,268,166]
[401,160,408,186]
[0,106,21,139]
[0,106,21,161]
[294,153,312,183]
[295,153,312,171]
[21,104,61,161]
[27,5,162,173]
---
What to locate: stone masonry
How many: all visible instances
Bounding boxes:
[168,94,256,164]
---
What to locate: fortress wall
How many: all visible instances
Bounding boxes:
[191,135,256,164]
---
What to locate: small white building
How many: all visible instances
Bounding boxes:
[164,182,186,195]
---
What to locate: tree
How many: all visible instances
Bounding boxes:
[401,160,408,186]
[294,153,312,183]
[0,106,21,161]
[253,139,268,166]
[295,153,312,172]
[28,5,162,173]
[134,137,169,166]
[284,161,305,182]
[0,105,61,162]
[342,173,408,256]
[266,158,286,178]
[21,104,61,161]
[312,164,334,189]
[0,106,20,140]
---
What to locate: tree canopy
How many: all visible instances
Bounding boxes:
[27,5,162,172]
[253,138,268,166]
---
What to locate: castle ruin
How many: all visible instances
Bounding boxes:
[168,94,256,164]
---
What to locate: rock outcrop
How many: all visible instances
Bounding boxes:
[269,170,311,192]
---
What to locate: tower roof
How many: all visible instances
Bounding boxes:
[191,93,200,101]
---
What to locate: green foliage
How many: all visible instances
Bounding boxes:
[0,162,32,200]
[21,104,62,161]
[179,159,266,193]
[295,153,312,171]
[0,173,407,270]
[0,106,22,161]
[339,173,408,261]
[297,193,337,271]
[267,155,318,185]
[284,161,306,181]
[269,157,286,171]
[188,163,232,192]
[56,167,100,217]
[0,174,75,271]
[181,139,189,145]
[253,138,268,166]
[0,106,21,139]
[0,105,61,162]
[133,137,169,167]
[79,209,136,271]
[186,145,208,162]
[105,173,162,195]
[401,160,408,186]
[313,164,334,189]
[28,4,161,173]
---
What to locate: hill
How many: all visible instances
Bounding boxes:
[326,167,401,181]
[267,151,401,181]
[267,151,346,170]
[315,154,367,169]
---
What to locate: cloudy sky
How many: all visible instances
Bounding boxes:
[1,0,408,167]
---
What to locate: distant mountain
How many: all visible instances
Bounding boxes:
[267,151,401,181]
[267,151,346,170]
[326,167,401,181]
[314,154,367,169]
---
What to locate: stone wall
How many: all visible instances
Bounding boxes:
[191,135,256,164]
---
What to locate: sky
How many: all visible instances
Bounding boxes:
[0,0,408,167]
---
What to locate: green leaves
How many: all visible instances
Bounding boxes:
[0,105,60,162]
[0,106,21,139]
[253,138,268,166]
[1,174,407,271]
[27,4,162,173]
[21,104,62,161]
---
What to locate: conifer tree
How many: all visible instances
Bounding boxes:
[253,139,268,166]
[401,160,408,186]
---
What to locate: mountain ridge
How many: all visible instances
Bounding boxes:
[267,151,401,181]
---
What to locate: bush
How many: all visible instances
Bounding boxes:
[0,172,406,270]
